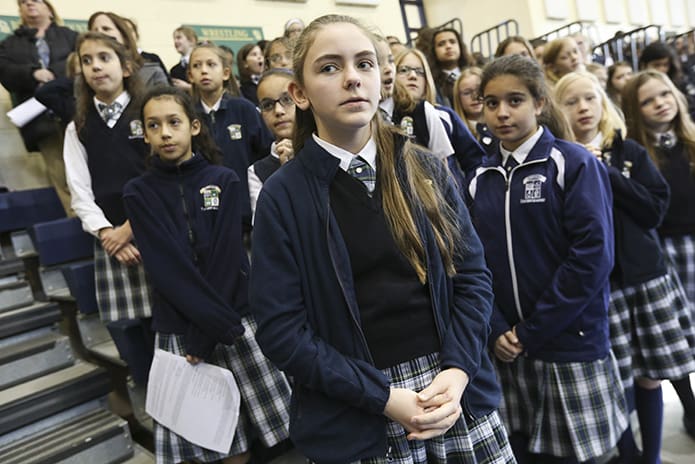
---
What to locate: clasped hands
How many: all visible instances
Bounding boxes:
[384,368,469,441]
[99,221,141,266]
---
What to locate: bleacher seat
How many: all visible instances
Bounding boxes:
[0,188,65,235]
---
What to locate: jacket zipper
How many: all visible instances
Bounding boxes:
[324,195,375,365]
[177,166,198,265]
[504,165,523,322]
[504,159,548,322]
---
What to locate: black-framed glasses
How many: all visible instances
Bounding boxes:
[259,92,295,112]
[396,65,425,77]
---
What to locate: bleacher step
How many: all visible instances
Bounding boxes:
[0,281,33,313]
[0,362,111,435]
[0,408,134,464]
[0,301,61,340]
[0,332,75,389]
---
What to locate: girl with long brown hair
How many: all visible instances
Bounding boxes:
[248,14,514,464]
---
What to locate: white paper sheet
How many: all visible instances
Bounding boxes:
[146,348,241,454]
[6,97,47,128]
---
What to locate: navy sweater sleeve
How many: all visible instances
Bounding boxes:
[607,139,669,230]
[250,185,390,416]
[123,176,244,358]
[515,144,614,353]
[433,156,494,379]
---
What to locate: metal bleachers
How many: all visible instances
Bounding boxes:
[0,187,154,463]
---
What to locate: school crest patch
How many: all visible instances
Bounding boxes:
[520,174,546,204]
[200,185,222,210]
[399,116,414,137]
[129,119,144,138]
[227,124,242,140]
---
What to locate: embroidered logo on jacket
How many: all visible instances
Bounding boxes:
[129,120,144,139]
[520,174,546,204]
[200,185,221,210]
[227,124,242,140]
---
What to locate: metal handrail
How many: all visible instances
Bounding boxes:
[592,24,664,69]
[469,19,520,61]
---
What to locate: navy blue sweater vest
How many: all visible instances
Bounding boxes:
[253,155,281,183]
[78,104,147,225]
[656,142,695,237]
[329,170,439,369]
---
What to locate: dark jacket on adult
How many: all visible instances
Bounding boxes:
[249,134,500,464]
[0,22,77,151]
[123,155,247,359]
[602,134,670,287]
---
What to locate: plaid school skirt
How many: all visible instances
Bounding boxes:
[662,234,695,312]
[153,315,291,464]
[608,272,695,387]
[94,242,152,322]
[495,353,628,462]
[359,353,515,464]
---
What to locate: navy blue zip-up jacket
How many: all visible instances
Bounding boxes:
[603,134,670,287]
[249,134,500,464]
[467,128,614,362]
[123,155,247,359]
[435,104,485,177]
[196,94,273,225]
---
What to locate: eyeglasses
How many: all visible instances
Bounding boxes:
[259,92,295,112]
[459,89,481,100]
[269,52,292,64]
[396,65,425,77]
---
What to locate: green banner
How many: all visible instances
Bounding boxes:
[0,15,88,41]
[184,24,264,54]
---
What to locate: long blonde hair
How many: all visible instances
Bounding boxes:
[622,70,695,171]
[292,14,459,281]
[394,48,437,104]
[453,67,483,137]
[554,71,626,150]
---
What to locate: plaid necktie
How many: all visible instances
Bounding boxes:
[347,156,376,195]
[98,101,123,125]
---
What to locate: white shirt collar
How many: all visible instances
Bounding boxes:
[93,91,130,112]
[379,97,394,117]
[201,96,223,113]
[270,142,280,159]
[588,132,603,147]
[500,126,544,165]
[312,133,377,172]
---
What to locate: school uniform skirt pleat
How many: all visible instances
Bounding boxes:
[153,315,291,464]
[662,234,695,311]
[608,272,695,388]
[495,353,628,462]
[359,353,516,464]
[94,242,152,322]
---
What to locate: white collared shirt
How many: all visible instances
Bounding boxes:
[94,91,130,128]
[248,142,281,224]
[201,96,223,114]
[63,91,132,235]
[588,132,603,148]
[312,133,377,173]
[500,126,544,166]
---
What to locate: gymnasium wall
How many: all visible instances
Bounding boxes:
[2,0,695,190]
